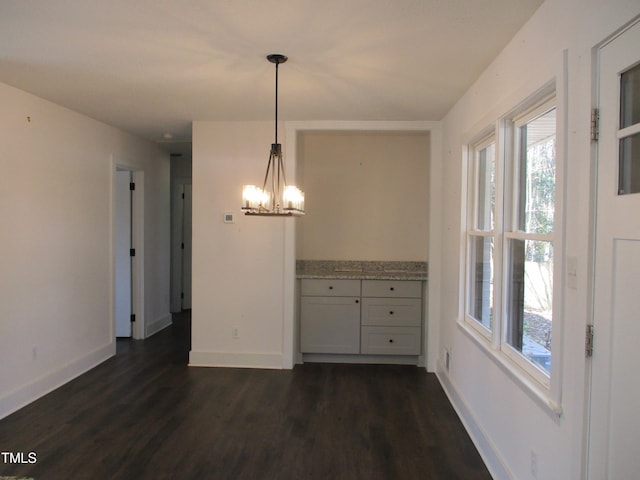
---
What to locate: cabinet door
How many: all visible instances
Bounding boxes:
[300,296,361,353]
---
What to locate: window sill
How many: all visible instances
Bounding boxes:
[457,319,563,421]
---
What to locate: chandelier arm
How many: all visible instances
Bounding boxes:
[261,153,273,192]
[273,157,280,199]
[272,153,277,210]
[278,152,288,187]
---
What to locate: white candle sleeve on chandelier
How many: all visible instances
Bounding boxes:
[283,185,305,212]
[242,185,270,211]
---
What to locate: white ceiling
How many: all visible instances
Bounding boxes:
[0,0,543,151]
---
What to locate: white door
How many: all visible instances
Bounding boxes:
[182,184,193,309]
[115,170,132,337]
[588,20,640,479]
[170,183,192,312]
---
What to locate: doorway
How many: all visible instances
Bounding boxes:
[587,18,640,479]
[171,182,192,312]
[113,164,145,340]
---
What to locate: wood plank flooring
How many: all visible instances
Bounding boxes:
[0,313,491,479]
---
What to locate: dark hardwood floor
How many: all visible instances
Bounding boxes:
[0,313,491,480]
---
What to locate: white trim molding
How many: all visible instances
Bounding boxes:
[189,351,284,370]
[0,342,114,420]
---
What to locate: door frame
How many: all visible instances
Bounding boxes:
[112,158,145,340]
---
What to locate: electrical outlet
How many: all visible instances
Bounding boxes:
[444,349,451,372]
[530,450,538,478]
[232,327,239,339]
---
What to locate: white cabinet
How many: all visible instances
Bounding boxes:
[300,279,361,354]
[300,278,424,358]
[360,280,422,355]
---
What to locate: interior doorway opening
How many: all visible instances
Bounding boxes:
[113,163,145,340]
[170,151,193,313]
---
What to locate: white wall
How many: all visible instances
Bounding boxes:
[297,131,430,261]
[0,82,170,419]
[189,121,290,369]
[436,1,640,478]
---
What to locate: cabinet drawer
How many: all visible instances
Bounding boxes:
[300,296,361,354]
[361,326,421,355]
[361,280,421,298]
[301,279,361,297]
[361,298,421,326]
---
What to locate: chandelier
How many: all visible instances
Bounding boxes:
[242,54,305,216]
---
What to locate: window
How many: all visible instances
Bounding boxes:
[463,94,558,388]
[466,136,496,333]
[504,103,556,376]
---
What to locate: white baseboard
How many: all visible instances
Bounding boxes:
[146,313,172,338]
[189,350,283,369]
[436,362,513,480]
[0,342,115,420]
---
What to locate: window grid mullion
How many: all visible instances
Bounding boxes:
[504,231,554,242]
[493,120,506,350]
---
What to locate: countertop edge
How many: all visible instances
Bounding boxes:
[297,274,428,281]
[296,260,428,281]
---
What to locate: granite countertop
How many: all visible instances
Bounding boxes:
[296,260,428,281]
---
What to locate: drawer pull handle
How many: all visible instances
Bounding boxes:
[389,311,394,315]
[329,286,333,290]
[355,300,359,304]
[389,339,394,343]
[390,287,395,291]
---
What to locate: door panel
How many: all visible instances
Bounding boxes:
[588,20,640,479]
[608,240,640,477]
[182,185,192,310]
[115,170,132,337]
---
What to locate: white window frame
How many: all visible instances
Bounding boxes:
[460,87,564,414]
[464,133,500,342]
[501,97,557,389]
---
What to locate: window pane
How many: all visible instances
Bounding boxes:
[475,143,495,231]
[506,239,553,374]
[619,133,640,195]
[620,63,640,129]
[517,109,556,234]
[467,235,494,330]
